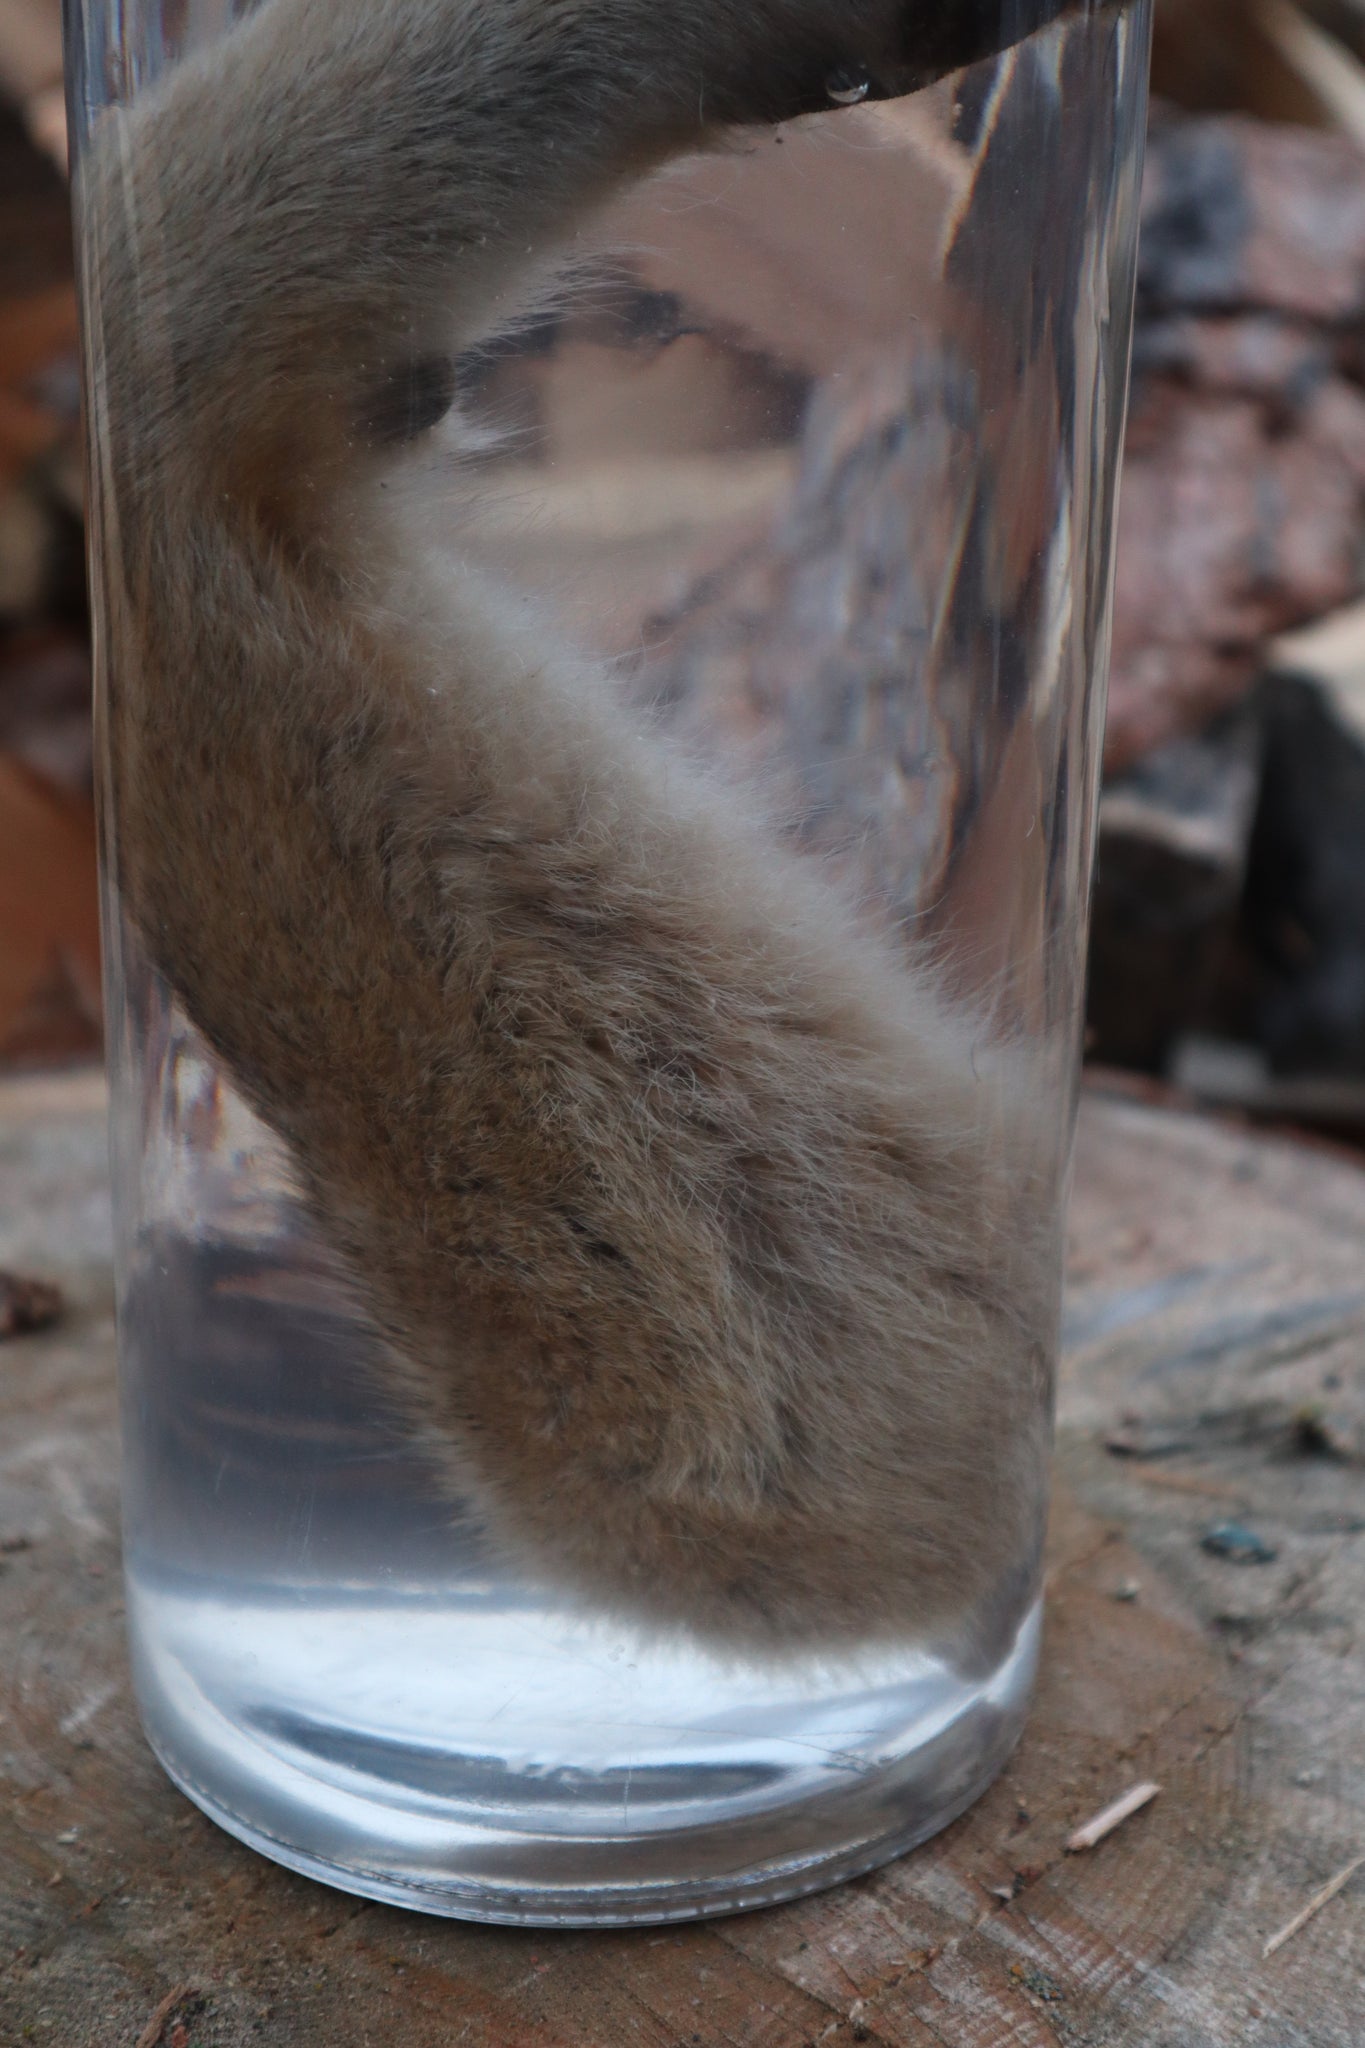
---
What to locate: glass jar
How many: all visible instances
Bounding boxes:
[68,0,1151,1923]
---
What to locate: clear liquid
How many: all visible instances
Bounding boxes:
[117,1035,1041,1920]
[78,1,1151,1921]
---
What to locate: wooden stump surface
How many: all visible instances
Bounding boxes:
[1,1067,1361,2047]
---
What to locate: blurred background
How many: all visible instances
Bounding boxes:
[4,0,1365,1145]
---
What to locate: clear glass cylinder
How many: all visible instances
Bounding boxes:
[68,0,1151,1924]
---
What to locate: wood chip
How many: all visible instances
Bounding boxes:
[1066,1781,1161,1853]
[1127,1465,1247,1501]
[1262,1853,1365,1959]
[134,1984,196,2048]
[0,1269,62,1338]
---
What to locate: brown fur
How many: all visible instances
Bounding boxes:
[78,0,1092,1659]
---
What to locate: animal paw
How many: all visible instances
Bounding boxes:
[811,0,1096,107]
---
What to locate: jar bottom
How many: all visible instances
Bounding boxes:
[127,1585,1041,1926]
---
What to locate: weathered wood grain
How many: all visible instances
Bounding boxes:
[1,1069,1361,2046]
